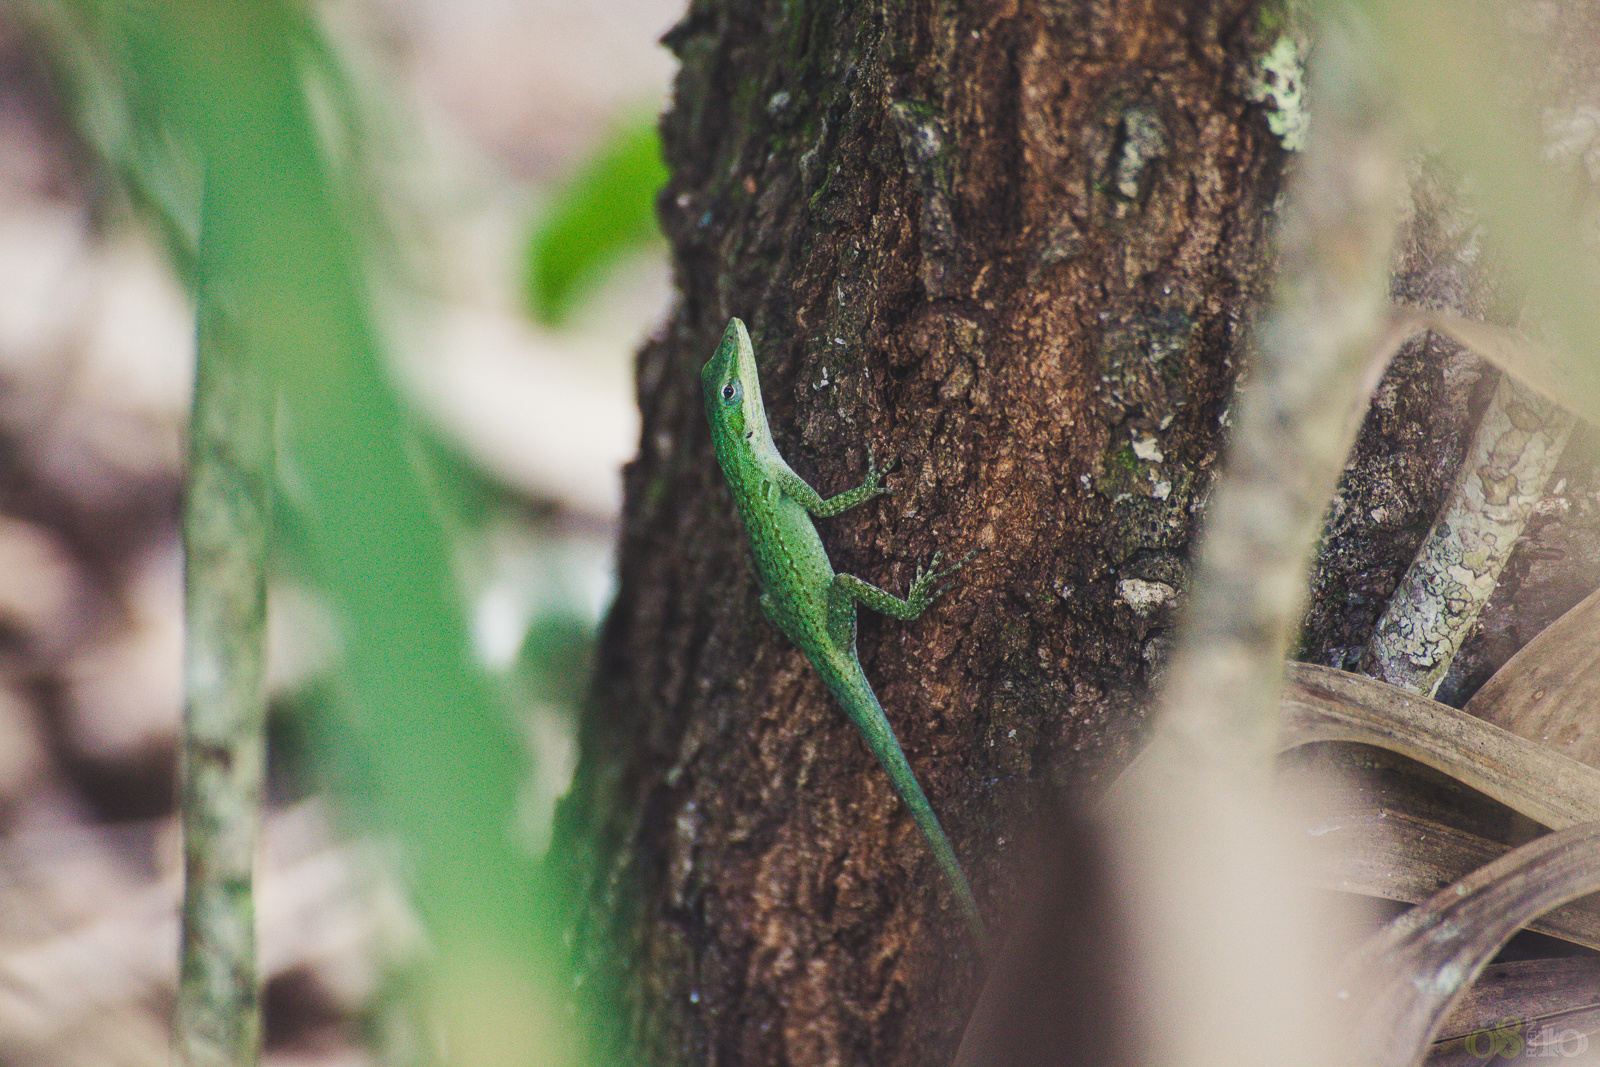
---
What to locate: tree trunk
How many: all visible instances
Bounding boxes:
[554,3,1475,1065]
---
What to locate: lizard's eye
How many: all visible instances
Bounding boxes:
[721,381,738,402]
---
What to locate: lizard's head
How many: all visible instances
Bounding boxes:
[702,317,765,441]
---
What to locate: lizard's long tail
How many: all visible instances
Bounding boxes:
[831,671,987,947]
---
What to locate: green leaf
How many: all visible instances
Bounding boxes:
[525,116,666,326]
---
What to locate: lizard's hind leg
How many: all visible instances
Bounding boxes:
[826,549,976,648]
[824,577,862,652]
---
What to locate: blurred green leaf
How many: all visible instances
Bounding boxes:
[30,1,608,1062]
[517,609,595,709]
[116,0,536,941]
[525,116,666,327]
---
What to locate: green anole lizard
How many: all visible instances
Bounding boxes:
[702,317,983,941]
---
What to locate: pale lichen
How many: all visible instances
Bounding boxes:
[1248,36,1310,152]
[1366,376,1573,696]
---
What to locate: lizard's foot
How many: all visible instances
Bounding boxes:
[862,445,897,497]
[907,547,980,612]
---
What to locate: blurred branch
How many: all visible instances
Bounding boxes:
[1371,0,1600,411]
[1412,308,1600,425]
[100,2,583,1064]
[115,0,520,937]
[1130,5,1405,790]
[1354,0,1600,700]
[175,197,275,1067]
[1102,12,1405,1067]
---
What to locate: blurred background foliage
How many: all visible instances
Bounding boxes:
[524,116,667,327]
[0,0,675,1063]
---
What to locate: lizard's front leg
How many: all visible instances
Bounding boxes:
[774,447,894,517]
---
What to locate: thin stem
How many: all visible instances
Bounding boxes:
[176,199,275,1067]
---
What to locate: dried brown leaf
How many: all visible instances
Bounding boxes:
[1425,1008,1600,1067]
[1464,587,1600,767]
[1293,804,1600,951]
[1434,957,1600,1043]
[1408,308,1600,429]
[1336,821,1600,1067]
[1283,665,1600,830]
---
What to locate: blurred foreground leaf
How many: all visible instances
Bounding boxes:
[31,1,598,1063]
[525,116,666,327]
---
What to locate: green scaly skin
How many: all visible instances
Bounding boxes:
[701,317,983,942]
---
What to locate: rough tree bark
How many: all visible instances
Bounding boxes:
[560,3,1283,1062]
[554,3,1488,1066]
